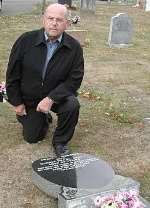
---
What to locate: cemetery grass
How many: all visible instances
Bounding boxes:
[0,4,150,207]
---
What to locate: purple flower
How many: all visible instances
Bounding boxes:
[0,81,6,92]
[93,190,145,208]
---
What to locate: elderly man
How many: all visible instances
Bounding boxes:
[6,3,84,156]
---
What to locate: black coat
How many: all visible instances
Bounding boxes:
[6,28,84,106]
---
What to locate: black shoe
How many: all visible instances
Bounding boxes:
[54,144,70,157]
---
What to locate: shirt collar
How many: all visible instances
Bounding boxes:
[35,28,72,49]
[44,31,62,44]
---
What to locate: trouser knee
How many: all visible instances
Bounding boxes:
[52,96,80,145]
[16,110,48,144]
[23,131,43,144]
[62,96,80,113]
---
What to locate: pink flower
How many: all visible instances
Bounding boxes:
[0,81,6,92]
[94,196,102,207]
[93,190,145,208]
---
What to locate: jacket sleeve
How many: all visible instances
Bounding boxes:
[48,44,84,103]
[6,35,25,106]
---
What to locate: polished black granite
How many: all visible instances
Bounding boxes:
[32,153,149,207]
[32,153,115,190]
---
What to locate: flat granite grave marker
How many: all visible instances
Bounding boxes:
[32,153,150,208]
[32,153,115,198]
[108,13,133,48]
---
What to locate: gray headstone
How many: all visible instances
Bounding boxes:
[58,190,150,208]
[140,197,150,208]
[80,0,96,12]
[58,175,140,208]
[32,153,115,198]
[108,13,133,47]
[145,0,150,11]
[58,0,72,7]
[32,153,150,208]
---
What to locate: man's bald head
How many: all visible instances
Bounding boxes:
[42,3,70,40]
[44,3,70,20]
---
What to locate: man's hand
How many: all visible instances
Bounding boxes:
[13,104,26,116]
[36,97,54,113]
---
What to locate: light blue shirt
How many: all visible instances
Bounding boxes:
[42,32,62,79]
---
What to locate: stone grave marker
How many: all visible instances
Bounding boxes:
[32,153,150,208]
[58,176,150,208]
[108,13,133,47]
[58,0,72,7]
[80,0,96,12]
[145,0,150,11]
[32,153,115,198]
[58,190,150,208]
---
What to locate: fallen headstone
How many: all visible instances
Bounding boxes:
[32,153,150,208]
[32,153,115,198]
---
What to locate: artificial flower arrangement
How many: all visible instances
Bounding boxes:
[0,81,7,102]
[94,190,145,208]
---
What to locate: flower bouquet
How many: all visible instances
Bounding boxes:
[0,81,7,102]
[94,190,145,208]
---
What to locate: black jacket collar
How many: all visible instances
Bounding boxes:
[35,28,72,50]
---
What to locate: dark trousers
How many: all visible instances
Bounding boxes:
[17,96,80,146]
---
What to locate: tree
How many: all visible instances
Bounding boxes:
[42,0,46,14]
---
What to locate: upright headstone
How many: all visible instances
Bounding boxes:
[108,13,133,48]
[58,0,72,8]
[80,0,96,12]
[145,0,150,11]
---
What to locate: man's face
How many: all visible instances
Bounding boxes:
[43,6,69,40]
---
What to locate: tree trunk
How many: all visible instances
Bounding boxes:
[42,0,46,14]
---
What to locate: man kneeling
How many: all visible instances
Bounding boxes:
[6,3,84,157]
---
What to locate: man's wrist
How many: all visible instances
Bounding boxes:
[47,96,55,104]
